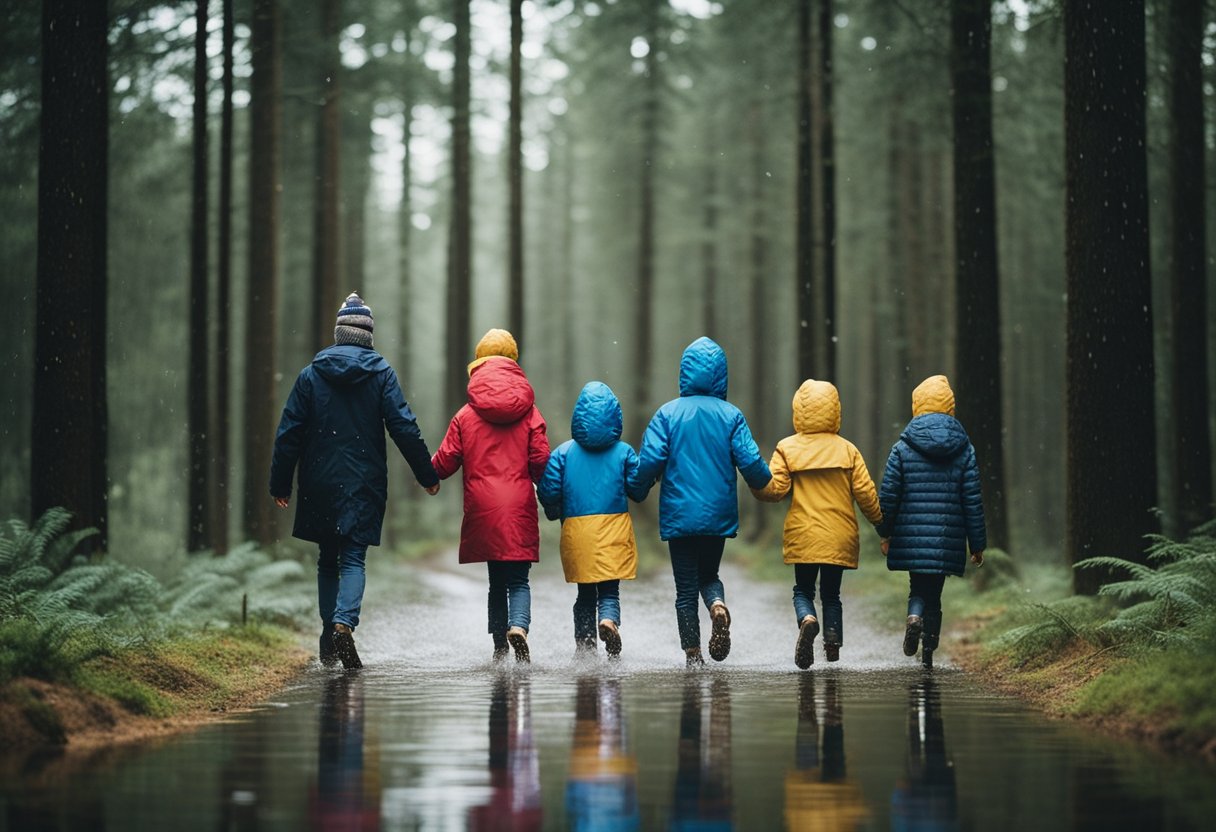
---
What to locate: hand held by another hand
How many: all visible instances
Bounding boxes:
[274,496,289,509]
[425,483,441,496]
[971,550,985,567]
[880,538,890,556]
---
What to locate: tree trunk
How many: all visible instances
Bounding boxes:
[188,0,212,553]
[32,0,109,549]
[446,0,473,418]
[951,0,1008,549]
[312,0,341,351]
[631,0,659,439]
[815,0,836,383]
[399,8,415,377]
[749,100,769,447]
[1167,0,1211,532]
[214,0,234,555]
[343,105,370,296]
[796,0,814,382]
[702,122,718,338]
[1064,0,1157,592]
[561,129,576,399]
[243,0,282,548]
[508,0,524,349]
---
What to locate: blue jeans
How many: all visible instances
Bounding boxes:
[669,536,726,650]
[792,563,844,643]
[487,561,532,641]
[908,572,946,649]
[574,580,621,643]
[318,536,368,630]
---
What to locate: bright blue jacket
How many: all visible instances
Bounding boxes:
[634,338,771,541]
[270,345,438,546]
[538,382,646,582]
[876,413,987,576]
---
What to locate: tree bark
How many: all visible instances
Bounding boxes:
[1064,0,1157,592]
[214,0,234,555]
[343,105,370,296]
[749,100,769,446]
[188,0,212,553]
[796,0,814,382]
[446,0,473,418]
[312,0,342,351]
[815,0,836,383]
[32,0,109,548]
[399,7,415,377]
[243,0,282,547]
[631,0,660,439]
[508,0,524,350]
[1167,0,1211,532]
[702,121,718,338]
[951,0,1008,549]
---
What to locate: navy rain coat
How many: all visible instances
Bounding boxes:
[270,345,438,546]
[876,412,987,576]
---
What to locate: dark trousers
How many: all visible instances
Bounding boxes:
[907,572,947,649]
[487,561,532,644]
[792,563,845,644]
[668,536,726,650]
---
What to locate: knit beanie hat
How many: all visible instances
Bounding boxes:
[335,292,374,348]
[912,374,956,418]
[466,328,519,376]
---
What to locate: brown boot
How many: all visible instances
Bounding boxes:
[685,646,705,668]
[708,602,732,662]
[795,615,819,669]
[507,626,530,664]
[598,619,622,659]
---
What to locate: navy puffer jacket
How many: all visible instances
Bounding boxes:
[270,345,438,546]
[876,413,986,576]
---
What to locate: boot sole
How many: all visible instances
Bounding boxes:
[332,631,363,670]
[795,618,819,669]
[599,622,622,658]
[903,616,923,657]
[708,605,731,662]
[507,630,530,664]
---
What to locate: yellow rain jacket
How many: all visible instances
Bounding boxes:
[753,380,882,567]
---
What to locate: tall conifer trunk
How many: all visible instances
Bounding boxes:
[312,0,342,351]
[188,0,212,552]
[446,0,473,418]
[508,0,524,348]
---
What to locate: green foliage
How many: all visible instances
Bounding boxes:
[990,595,1114,668]
[162,543,312,629]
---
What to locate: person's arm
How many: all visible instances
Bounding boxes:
[632,411,667,497]
[269,372,311,501]
[527,409,551,484]
[624,445,649,503]
[731,413,772,490]
[851,447,883,527]
[536,447,565,521]
[751,447,790,502]
[430,413,464,480]
[875,445,904,543]
[381,369,440,490]
[961,444,988,562]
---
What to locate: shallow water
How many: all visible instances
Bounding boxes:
[3,559,1214,830]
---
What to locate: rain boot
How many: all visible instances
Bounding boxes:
[507,626,530,664]
[708,601,732,662]
[332,622,363,670]
[599,619,622,659]
[823,630,841,663]
[685,646,705,668]
[320,622,338,667]
[922,647,934,669]
[493,634,510,663]
[902,615,923,657]
[795,615,819,669]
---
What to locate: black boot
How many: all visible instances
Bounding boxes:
[332,623,363,669]
[320,623,338,667]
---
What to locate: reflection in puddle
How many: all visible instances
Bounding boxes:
[893,678,958,830]
[785,675,868,831]
[565,675,639,830]
[310,672,379,830]
[672,675,733,828]
[468,674,542,830]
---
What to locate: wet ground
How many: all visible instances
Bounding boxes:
[3,556,1216,830]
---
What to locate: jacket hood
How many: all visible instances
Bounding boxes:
[901,412,970,459]
[912,374,956,417]
[311,345,388,385]
[678,337,728,399]
[792,379,840,435]
[467,328,520,376]
[467,356,535,424]
[571,381,622,450]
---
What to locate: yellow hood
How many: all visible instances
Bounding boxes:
[792,379,841,435]
[912,374,955,417]
[467,328,519,376]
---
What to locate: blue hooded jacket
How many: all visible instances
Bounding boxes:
[634,338,771,540]
[876,413,987,576]
[270,345,438,546]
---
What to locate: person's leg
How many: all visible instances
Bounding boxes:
[695,536,727,609]
[597,580,622,657]
[920,574,947,651]
[504,562,532,662]
[317,539,339,664]
[332,540,367,630]
[793,563,821,668]
[819,565,844,662]
[487,562,509,655]
[904,572,931,656]
[573,582,597,648]
[669,538,702,654]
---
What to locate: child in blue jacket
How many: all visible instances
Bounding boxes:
[634,337,772,666]
[538,382,648,658]
[877,375,987,668]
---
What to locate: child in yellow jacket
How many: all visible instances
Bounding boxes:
[753,380,883,667]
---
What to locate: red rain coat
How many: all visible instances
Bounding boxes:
[432,357,550,563]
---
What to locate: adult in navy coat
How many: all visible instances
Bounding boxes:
[634,337,771,666]
[271,294,439,668]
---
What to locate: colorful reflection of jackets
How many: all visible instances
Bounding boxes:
[432,356,550,564]
[469,678,542,831]
[753,380,882,569]
[308,675,381,832]
[538,382,647,584]
[671,676,734,831]
[783,677,867,832]
[636,338,771,541]
[565,676,639,831]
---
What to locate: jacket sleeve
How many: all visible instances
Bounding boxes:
[875,445,903,538]
[624,445,648,503]
[430,413,464,480]
[633,411,667,496]
[751,447,790,502]
[731,413,772,490]
[536,447,565,521]
[961,444,988,552]
[850,446,883,527]
[269,371,311,498]
[527,409,551,484]
[381,369,439,488]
